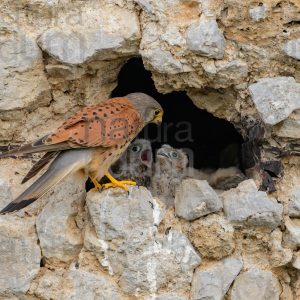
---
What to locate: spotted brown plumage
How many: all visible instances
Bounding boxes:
[0,93,163,213]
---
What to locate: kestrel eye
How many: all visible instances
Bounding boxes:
[132,145,141,152]
[154,109,161,116]
[170,151,178,158]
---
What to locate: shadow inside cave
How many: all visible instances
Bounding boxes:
[111,57,244,170]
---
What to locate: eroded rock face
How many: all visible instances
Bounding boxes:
[63,269,125,300]
[191,257,243,300]
[230,268,281,300]
[186,17,225,59]
[222,180,283,229]
[175,179,223,221]
[86,187,201,295]
[36,174,85,262]
[0,29,51,112]
[284,39,300,60]
[37,6,140,65]
[0,216,41,294]
[249,77,300,125]
[0,0,300,298]
[189,214,235,259]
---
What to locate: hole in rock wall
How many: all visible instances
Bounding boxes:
[86,57,245,191]
[111,57,244,170]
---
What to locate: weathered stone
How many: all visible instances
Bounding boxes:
[283,39,300,60]
[141,48,184,74]
[191,257,243,300]
[0,178,12,210]
[213,59,248,87]
[288,186,300,217]
[152,293,188,300]
[249,77,300,125]
[38,28,135,65]
[0,216,41,294]
[189,214,235,259]
[175,179,223,221]
[230,268,281,300]
[161,25,186,47]
[222,180,283,228]
[120,229,201,294]
[36,174,85,262]
[292,251,300,270]
[135,0,154,14]
[63,269,125,300]
[283,217,300,249]
[268,229,293,267]
[276,109,300,139]
[86,186,165,241]
[186,18,225,59]
[249,5,267,22]
[0,29,51,111]
[86,187,200,295]
[30,269,64,300]
[0,159,34,211]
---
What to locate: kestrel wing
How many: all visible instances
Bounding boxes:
[0,97,142,159]
[47,97,143,148]
[0,135,71,158]
[21,151,60,184]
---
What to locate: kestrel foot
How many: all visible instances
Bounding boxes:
[103,173,136,191]
[90,177,103,191]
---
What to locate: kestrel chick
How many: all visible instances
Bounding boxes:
[110,139,153,188]
[151,144,188,207]
[0,93,163,213]
[151,144,247,207]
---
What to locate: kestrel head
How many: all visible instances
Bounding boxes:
[110,139,153,183]
[126,93,163,125]
[156,144,188,173]
[127,139,153,168]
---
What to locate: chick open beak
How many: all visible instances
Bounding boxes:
[140,149,153,167]
[152,111,163,124]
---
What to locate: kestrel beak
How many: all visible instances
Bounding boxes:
[152,111,163,124]
[140,149,153,168]
[157,148,169,159]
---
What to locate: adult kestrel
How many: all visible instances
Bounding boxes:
[110,139,153,188]
[0,93,163,213]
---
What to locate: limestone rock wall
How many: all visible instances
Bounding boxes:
[0,0,300,299]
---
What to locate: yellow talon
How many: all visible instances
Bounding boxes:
[103,173,137,191]
[90,177,103,191]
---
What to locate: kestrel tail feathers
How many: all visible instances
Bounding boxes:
[0,150,89,213]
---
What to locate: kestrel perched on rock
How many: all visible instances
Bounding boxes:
[0,93,163,213]
[110,139,153,188]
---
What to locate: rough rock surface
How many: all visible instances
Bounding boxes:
[288,186,300,217]
[175,179,223,221]
[189,214,235,259]
[0,216,41,294]
[86,187,201,296]
[230,268,281,300]
[283,217,300,249]
[284,39,300,60]
[249,77,300,125]
[222,180,283,228]
[0,0,300,298]
[63,269,125,299]
[191,257,243,300]
[36,174,85,262]
[186,17,225,59]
